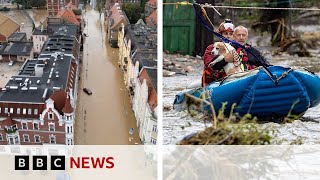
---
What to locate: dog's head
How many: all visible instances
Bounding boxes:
[211,42,227,56]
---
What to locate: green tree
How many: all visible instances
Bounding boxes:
[122,3,142,24]
[30,0,47,8]
[96,0,105,18]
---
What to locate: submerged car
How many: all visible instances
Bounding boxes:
[8,61,14,66]
[83,88,92,95]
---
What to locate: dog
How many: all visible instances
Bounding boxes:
[209,42,243,75]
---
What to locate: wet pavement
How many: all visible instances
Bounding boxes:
[74,6,140,144]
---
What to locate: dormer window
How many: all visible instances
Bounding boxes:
[48,112,54,120]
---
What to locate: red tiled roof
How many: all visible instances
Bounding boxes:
[57,9,80,26]
[49,90,67,114]
[62,94,74,113]
[109,4,127,29]
[146,10,157,28]
[66,1,77,10]
[146,0,157,7]
[1,115,16,126]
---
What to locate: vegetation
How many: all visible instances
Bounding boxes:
[73,9,82,16]
[179,105,273,145]
[5,128,17,134]
[95,0,105,18]
[122,3,143,24]
[12,0,46,9]
[178,90,305,145]
[0,7,10,11]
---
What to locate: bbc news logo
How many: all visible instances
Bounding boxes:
[15,156,65,170]
[15,156,114,170]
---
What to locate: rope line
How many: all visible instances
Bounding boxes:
[163,2,320,11]
[192,2,275,80]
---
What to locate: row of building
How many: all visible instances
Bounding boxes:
[0,1,83,60]
[106,1,158,145]
[106,0,157,47]
[0,2,83,145]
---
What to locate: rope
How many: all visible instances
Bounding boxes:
[192,2,275,80]
[202,5,320,11]
[163,2,320,11]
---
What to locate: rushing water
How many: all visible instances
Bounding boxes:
[74,5,140,144]
[163,48,320,145]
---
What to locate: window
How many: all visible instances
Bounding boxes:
[23,134,29,142]
[70,126,73,133]
[14,136,19,144]
[152,125,157,133]
[5,108,8,114]
[0,107,1,113]
[10,108,13,114]
[28,108,32,115]
[48,112,53,120]
[23,108,26,114]
[22,122,28,130]
[33,123,39,130]
[17,108,20,114]
[0,134,3,141]
[34,109,38,115]
[150,138,156,145]
[49,136,56,144]
[34,135,40,143]
[67,126,70,133]
[49,124,55,131]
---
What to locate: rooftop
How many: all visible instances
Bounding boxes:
[33,26,47,35]
[108,3,128,29]
[8,32,26,42]
[0,54,73,103]
[0,14,20,38]
[146,0,157,7]
[1,42,33,56]
[0,26,78,103]
[125,22,157,51]
[146,10,157,29]
[41,35,75,54]
[132,50,157,71]
[145,68,157,93]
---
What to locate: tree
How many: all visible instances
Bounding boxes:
[30,0,47,8]
[96,0,105,18]
[122,3,143,24]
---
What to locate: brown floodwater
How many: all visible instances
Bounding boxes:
[26,9,47,27]
[74,6,141,144]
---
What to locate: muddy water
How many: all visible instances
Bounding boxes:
[26,9,47,27]
[163,49,320,145]
[74,6,140,144]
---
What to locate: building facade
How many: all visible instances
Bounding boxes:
[47,0,79,16]
[118,20,157,145]
[0,42,34,62]
[106,3,128,47]
[0,23,81,145]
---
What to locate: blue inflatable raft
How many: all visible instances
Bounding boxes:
[174,66,320,119]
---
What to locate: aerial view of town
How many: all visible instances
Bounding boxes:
[0,0,158,145]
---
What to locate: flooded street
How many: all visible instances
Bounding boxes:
[163,47,320,145]
[1,5,140,144]
[26,9,47,27]
[74,6,140,144]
